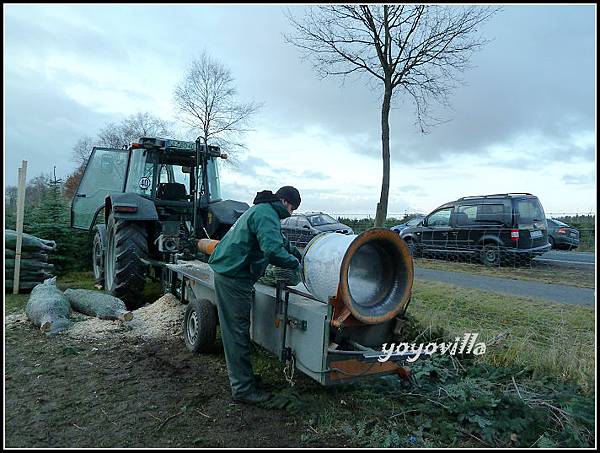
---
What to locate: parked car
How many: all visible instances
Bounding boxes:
[281,212,354,247]
[547,218,580,250]
[400,193,551,266]
[390,215,425,235]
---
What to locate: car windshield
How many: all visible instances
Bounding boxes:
[308,214,337,226]
[407,217,424,226]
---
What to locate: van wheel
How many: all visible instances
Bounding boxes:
[404,238,417,256]
[183,298,218,353]
[480,244,501,266]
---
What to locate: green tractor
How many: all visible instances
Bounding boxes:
[71,137,249,310]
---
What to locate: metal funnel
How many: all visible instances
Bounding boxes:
[301,228,413,324]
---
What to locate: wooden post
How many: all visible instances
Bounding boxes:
[12,160,28,294]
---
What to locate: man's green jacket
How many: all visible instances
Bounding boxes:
[208,190,302,281]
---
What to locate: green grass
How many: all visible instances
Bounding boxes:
[414,257,596,289]
[410,279,595,392]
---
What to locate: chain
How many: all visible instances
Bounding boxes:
[283,354,296,387]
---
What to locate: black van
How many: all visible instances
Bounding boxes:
[400,193,551,266]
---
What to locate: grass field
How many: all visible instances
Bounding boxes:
[413,257,596,289]
[4,272,595,448]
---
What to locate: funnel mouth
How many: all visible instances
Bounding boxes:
[338,228,413,324]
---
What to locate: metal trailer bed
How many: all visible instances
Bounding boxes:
[164,259,411,386]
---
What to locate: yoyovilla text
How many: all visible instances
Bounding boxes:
[378,333,486,363]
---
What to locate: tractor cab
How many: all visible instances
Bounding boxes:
[70,137,249,309]
[71,137,224,232]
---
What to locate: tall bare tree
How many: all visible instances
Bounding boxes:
[286,5,499,226]
[173,51,262,161]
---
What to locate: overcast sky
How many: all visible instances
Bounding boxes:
[3,4,596,217]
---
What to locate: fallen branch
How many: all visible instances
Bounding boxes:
[101,408,118,427]
[156,411,184,432]
[456,427,493,447]
[389,409,417,419]
[195,409,211,419]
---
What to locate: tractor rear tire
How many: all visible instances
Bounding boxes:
[105,214,148,310]
[183,297,218,353]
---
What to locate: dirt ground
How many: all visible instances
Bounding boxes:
[4,294,346,448]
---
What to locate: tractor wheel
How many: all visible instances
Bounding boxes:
[92,228,105,288]
[105,214,148,310]
[183,297,218,353]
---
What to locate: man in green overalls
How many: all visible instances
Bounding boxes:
[208,186,302,404]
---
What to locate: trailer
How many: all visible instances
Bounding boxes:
[163,228,416,386]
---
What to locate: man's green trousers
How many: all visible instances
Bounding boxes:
[213,271,256,398]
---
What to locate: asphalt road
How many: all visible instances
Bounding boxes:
[414,267,595,308]
[534,250,595,267]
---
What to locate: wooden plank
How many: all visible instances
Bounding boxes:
[12,161,28,294]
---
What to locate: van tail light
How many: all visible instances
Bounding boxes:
[511,229,520,241]
[557,228,567,234]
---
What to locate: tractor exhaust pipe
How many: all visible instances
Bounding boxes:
[301,229,414,325]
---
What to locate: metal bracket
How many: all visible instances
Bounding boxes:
[287,317,307,331]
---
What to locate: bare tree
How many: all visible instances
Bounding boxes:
[71,112,174,168]
[67,112,173,195]
[97,112,174,149]
[286,5,499,226]
[173,51,262,161]
[71,135,96,168]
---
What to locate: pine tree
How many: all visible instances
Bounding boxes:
[25,168,91,273]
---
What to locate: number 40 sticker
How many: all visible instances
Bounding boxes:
[139,177,151,190]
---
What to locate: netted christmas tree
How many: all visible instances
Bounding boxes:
[24,169,91,273]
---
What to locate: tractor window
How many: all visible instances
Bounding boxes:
[172,166,191,194]
[206,159,222,202]
[71,147,129,229]
[159,165,169,184]
[125,149,154,195]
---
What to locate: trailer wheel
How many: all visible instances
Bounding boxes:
[183,298,217,353]
[105,214,148,310]
[92,228,105,288]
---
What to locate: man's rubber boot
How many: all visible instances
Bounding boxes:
[233,389,272,405]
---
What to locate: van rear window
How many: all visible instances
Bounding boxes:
[516,198,545,224]
[457,204,505,225]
